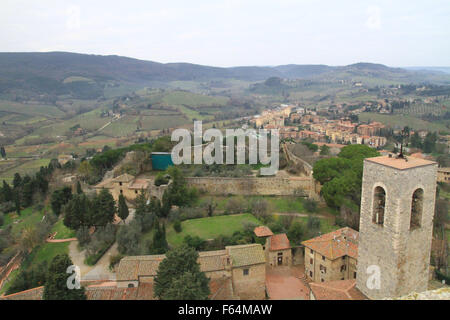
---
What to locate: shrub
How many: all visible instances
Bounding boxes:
[226,197,247,214]
[178,207,205,221]
[155,173,170,186]
[288,221,305,245]
[183,235,206,251]
[0,212,4,226]
[173,220,182,233]
[109,254,124,271]
[304,199,318,213]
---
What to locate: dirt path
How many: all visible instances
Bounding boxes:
[68,241,117,281]
[273,212,326,218]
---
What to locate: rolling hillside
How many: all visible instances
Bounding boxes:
[1,52,450,99]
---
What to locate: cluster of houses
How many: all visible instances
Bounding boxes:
[250,104,388,148]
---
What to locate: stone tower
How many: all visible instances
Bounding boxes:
[356,155,437,299]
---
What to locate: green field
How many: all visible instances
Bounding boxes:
[0,100,65,119]
[31,242,70,265]
[0,158,50,184]
[359,112,447,131]
[166,213,261,246]
[161,90,229,107]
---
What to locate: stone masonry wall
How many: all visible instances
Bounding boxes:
[186,176,320,199]
[231,264,266,300]
[356,160,437,299]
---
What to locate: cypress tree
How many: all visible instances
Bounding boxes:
[154,245,210,300]
[43,254,86,300]
[118,194,129,223]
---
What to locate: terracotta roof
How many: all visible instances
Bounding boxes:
[198,250,228,272]
[94,178,114,189]
[128,179,150,190]
[254,226,274,237]
[365,155,436,170]
[86,283,156,300]
[226,244,265,267]
[117,250,228,281]
[301,227,358,260]
[0,286,44,300]
[310,280,367,300]
[269,233,290,251]
[1,279,233,301]
[112,173,135,183]
[117,255,165,281]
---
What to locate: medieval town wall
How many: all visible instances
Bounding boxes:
[186,176,321,199]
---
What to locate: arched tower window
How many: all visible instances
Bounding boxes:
[410,188,424,230]
[372,186,386,226]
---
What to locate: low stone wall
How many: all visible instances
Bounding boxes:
[186,176,320,199]
[0,252,23,291]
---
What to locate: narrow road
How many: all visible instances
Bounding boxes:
[68,241,117,281]
[273,212,326,218]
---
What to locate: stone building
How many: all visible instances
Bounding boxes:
[93,173,169,203]
[94,173,147,201]
[253,226,292,267]
[302,227,358,283]
[115,243,266,300]
[266,234,291,267]
[356,155,437,299]
[437,167,450,183]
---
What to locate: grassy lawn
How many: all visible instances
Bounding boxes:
[51,218,76,239]
[27,242,70,266]
[0,269,19,295]
[166,213,261,247]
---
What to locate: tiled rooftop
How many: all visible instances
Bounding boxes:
[112,173,135,183]
[116,250,229,281]
[269,233,290,251]
[254,226,274,237]
[302,227,358,260]
[128,179,150,190]
[93,179,114,189]
[309,280,367,300]
[1,280,233,300]
[365,155,436,170]
[117,255,166,281]
[226,244,265,268]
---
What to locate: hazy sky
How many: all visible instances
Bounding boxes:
[1,0,449,67]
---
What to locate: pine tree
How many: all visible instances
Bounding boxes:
[63,194,88,230]
[0,146,6,159]
[2,180,12,202]
[93,188,116,226]
[117,194,129,223]
[154,245,210,300]
[13,173,22,189]
[14,193,21,215]
[22,180,34,208]
[76,181,83,194]
[150,221,168,254]
[43,254,86,300]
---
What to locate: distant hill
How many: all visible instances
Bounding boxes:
[1,52,449,99]
[405,66,450,74]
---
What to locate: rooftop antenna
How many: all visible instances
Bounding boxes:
[397,127,410,160]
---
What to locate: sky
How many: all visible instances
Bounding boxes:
[1,0,449,67]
